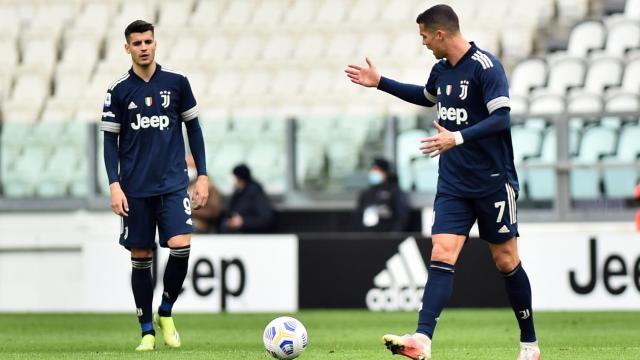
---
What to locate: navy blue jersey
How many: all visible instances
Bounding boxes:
[424,43,518,198]
[100,64,198,197]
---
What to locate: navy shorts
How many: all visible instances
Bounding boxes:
[119,188,194,250]
[432,183,519,244]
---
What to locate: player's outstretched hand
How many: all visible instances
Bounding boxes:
[191,175,210,210]
[345,57,381,87]
[109,182,129,217]
[420,121,457,158]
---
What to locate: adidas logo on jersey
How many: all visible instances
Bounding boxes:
[366,237,427,311]
[437,103,468,125]
[131,113,170,131]
[128,102,137,109]
[498,225,510,233]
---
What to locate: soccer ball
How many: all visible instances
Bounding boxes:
[263,316,308,359]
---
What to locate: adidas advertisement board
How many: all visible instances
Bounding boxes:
[298,234,509,310]
[84,235,298,312]
[518,223,640,310]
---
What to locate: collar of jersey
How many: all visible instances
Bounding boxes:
[128,63,162,83]
[444,42,477,68]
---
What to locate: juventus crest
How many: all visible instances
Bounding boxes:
[459,80,469,100]
[160,90,171,108]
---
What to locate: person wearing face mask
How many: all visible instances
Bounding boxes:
[186,155,221,233]
[354,157,410,232]
[219,164,275,234]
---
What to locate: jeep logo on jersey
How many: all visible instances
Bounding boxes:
[131,113,170,130]
[160,90,171,108]
[437,103,468,125]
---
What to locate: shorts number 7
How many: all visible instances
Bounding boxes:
[494,201,505,223]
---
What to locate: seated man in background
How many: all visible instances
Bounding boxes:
[186,155,221,233]
[354,157,410,232]
[219,164,275,233]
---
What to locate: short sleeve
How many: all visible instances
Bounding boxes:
[100,90,122,133]
[480,60,510,114]
[179,76,199,122]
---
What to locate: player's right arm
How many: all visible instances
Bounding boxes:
[345,57,436,107]
[100,89,129,217]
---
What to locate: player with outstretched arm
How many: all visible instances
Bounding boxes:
[345,5,540,360]
[101,20,209,351]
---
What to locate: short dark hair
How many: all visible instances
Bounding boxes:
[233,164,252,182]
[372,157,391,174]
[124,20,154,42]
[416,4,460,34]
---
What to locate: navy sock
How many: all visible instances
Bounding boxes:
[131,257,155,336]
[416,261,455,339]
[502,262,537,342]
[159,245,190,317]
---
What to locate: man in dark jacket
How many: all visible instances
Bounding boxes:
[219,164,275,233]
[354,157,410,232]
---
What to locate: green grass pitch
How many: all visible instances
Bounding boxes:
[0,310,638,359]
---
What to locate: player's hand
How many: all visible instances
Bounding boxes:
[191,175,210,210]
[109,182,129,217]
[226,213,243,229]
[344,57,381,87]
[420,121,457,158]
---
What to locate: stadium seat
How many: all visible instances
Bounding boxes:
[566,92,603,114]
[380,0,415,23]
[389,32,423,58]
[510,95,528,116]
[316,0,349,24]
[229,35,263,62]
[397,129,430,191]
[598,20,640,58]
[510,58,548,97]
[566,20,606,57]
[221,1,256,27]
[570,125,617,199]
[605,92,640,112]
[501,25,536,61]
[262,34,295,61]
[2,145,48,198]
[358,32,390,58]
[209,141,248,193]
[535,57,586,96]
[246,140,286,193]
[412,155,439,193]
[607,58,640,96]
[283,0,318,25]
[168,37,202,65]
[525,125,579,200]
[579,57,623,95]
[37,145,79,198]
[602,124,640,198]
[292,33,327,61]
[0,4,20,39]
[528,94,565,115]
[326,33,358,60]
[347,0,384,23]
[200,34,231,62]
[206,70,241,98]
[157,0,194,28]
[190,0,225,28]
[556,0,589,25]
[19,37,57,75]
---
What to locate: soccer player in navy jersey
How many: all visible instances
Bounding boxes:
[346,5,540,360]
[101,20,208,351]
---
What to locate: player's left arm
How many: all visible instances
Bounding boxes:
[457,63,511,143]
[180,76,209,209]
